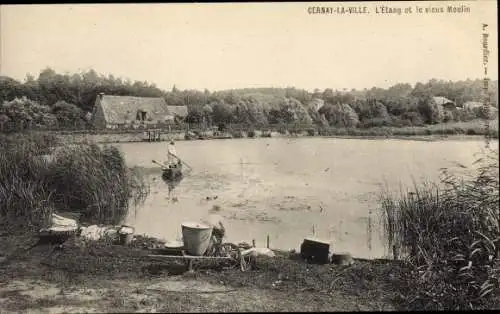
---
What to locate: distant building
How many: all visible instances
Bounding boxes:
[461,101,483,110]
[432,96,456,110]
[91,93,188,129]
[461,101,499,119]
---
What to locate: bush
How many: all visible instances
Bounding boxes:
[231,130,244,138]
[247,129,256,138]
[0,134,149,232]
[261,130,272,138]
[379,149,500,310]
[466,128,477,135]
[391,117,413,128]
[277,125,288,135]
[306,128,316,136]
[360,117,393,129]
[402,111,425,126]
[488,128,499,139]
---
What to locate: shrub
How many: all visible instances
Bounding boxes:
[402,111,425,126]
[487,129,499,139]
[331,128,348,136]
[360,117,392,128]
[261,130,272,138]
[231,130,244,138]
[319,103,359,128]
[0,134,149,232]
[247,129,256,138]
[277,125,288,135]
[466,128,477,135]
[379,149,500,310]
[418,97,444,124]
[391,117,413,128]
[0,97,57,131]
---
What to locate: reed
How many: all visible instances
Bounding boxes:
[379,148,499,310]
[0,133,150,232]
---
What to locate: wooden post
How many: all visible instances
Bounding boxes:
[266,235,270,249]
[393,245,398,260]
[367,210,372,251]
[252,239,256,248]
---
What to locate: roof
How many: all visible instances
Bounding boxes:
[167,105,189,118]
[97,95,170,124]
[433,96,455,106]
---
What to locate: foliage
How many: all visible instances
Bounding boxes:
[0,97,55,131]
[379,148,500,310]
[319,103,359,127]
[418,96,444,124]
[0,133,149,233]
[52,101,87,128]
[0,68,498,132]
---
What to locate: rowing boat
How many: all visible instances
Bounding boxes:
[162,161,183,181]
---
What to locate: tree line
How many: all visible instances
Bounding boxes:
[0,67,498,132]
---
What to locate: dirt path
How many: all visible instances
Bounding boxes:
[0,275,391,313]
[0,235,399,312]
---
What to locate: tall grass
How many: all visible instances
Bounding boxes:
[46,143,149,224]
[379,148,499,310]
[0,133,149,233]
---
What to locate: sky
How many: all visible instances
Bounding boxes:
[0,1,498,92]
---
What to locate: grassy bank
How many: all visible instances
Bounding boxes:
[318,119,499,138]
[0,132,149,233]
[48,119,499,144]
[379,148,499,310]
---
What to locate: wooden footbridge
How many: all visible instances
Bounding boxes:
[144,129,163,142]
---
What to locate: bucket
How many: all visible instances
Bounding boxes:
[181,222,213,256]
[119,225,135,245]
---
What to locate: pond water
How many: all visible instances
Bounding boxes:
[119,136,496,259]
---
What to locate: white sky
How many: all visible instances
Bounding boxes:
[0,1,498,92]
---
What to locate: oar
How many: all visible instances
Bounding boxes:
[152,160,168,170]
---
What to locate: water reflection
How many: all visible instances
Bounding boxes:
[161,174,184,200]
[120,138,492,259]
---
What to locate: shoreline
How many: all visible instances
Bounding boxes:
[54,131,496,145]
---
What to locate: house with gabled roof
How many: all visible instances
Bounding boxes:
[91,93,188,129]
[432,96,456,110]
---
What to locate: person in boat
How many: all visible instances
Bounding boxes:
[166,140,179,168]
[201,205,226,256]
